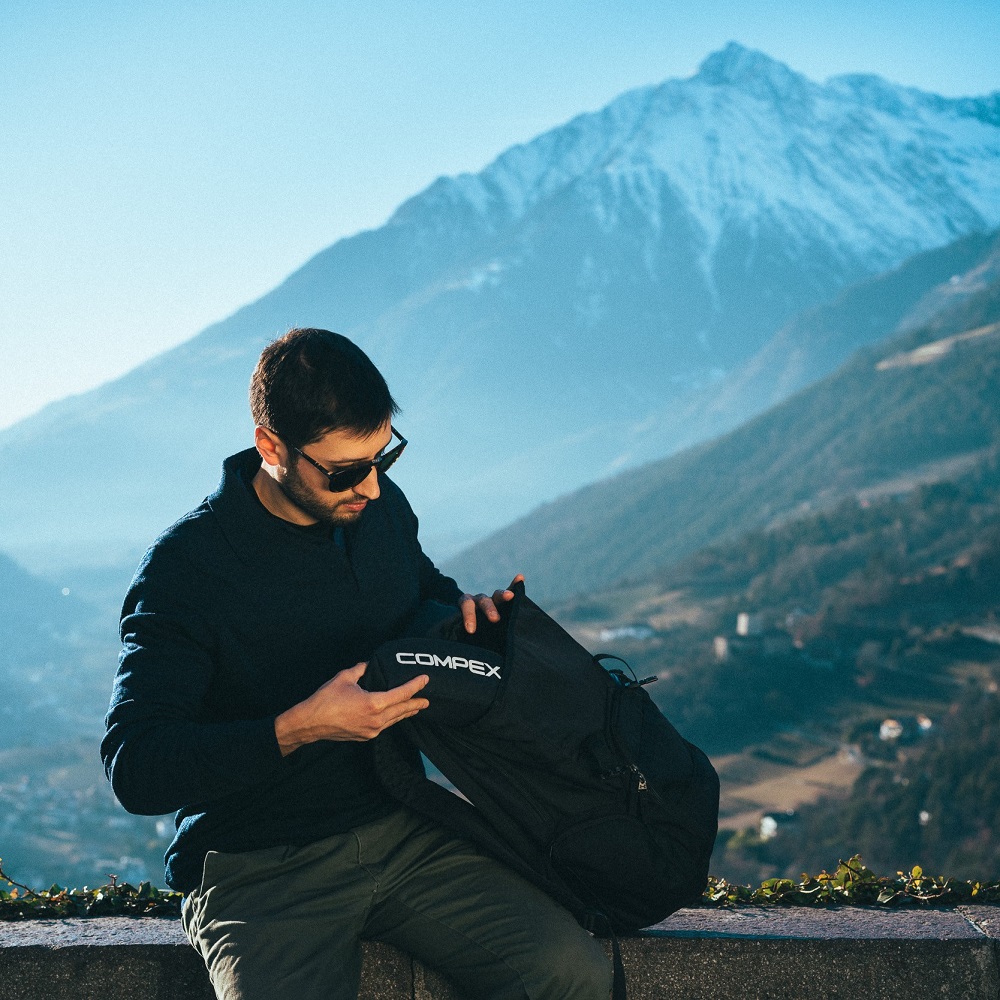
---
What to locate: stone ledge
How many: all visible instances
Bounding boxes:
[1,907,998,999]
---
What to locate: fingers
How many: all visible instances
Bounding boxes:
[489,573,525,615]
[380,696,430,729]
[281,663,430,750]
[481,595,502,621]
[386,672,430,704]
[461,593,499,632]
[460,593,479,633]
[367,676,426,710]
[460,575,524,632]
[315,660,367,696]
[368,675,429,735]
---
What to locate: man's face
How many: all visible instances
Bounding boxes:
[274,422,392,526]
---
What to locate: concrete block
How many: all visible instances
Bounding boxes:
[622,906,1000,999]
[649,905,986,939]
[1,908,999,1000]
[357,940,416,1000]
[618,935,999,999]
[0,920,417,1000]
[0,919,212,1000]
[413,960,468,1000]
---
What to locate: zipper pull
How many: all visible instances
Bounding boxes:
[627,765,647,815]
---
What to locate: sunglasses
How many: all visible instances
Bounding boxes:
[293,426,407,493]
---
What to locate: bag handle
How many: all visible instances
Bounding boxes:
[594,653,658,687]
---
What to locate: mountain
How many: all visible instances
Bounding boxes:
[0,551,115,746]
[0,553,161,887]
[446,236,1000,600]
[628,229,1000,463]
[2,43,999,577]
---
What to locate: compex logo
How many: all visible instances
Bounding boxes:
[396,651,501,679]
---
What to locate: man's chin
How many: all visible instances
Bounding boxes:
[329,503,367,525]
[337,499,368,517]
[275,477,368,526]
[332,511,363,525]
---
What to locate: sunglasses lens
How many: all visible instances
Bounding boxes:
[326,464,373,492]
[322,436,405,492]
[377,443,404,474]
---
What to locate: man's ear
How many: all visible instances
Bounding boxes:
[254,426,285,468]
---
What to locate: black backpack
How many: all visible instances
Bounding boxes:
[364,581,719,987]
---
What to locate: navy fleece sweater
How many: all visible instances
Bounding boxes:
[101,448,462,892]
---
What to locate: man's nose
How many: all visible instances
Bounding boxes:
[354,467,380,500]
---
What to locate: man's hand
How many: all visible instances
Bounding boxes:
[460,573,524,634]
[274,662,429,757]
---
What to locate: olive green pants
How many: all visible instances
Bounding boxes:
[182,807,612,1000]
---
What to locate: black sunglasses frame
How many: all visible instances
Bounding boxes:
[293,426,407,493]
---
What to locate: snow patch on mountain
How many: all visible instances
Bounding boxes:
[393,42,1000,293]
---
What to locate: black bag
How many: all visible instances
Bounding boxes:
[364,580,719,935]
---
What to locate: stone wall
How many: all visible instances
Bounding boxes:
[2,907,999,999]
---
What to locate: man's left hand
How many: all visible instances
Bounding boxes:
[460,574,524,634]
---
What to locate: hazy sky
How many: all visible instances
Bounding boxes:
[2,0,998,430]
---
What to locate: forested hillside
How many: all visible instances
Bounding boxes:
[449,236,1000,600]
[571,458,1000,754]
[721,682,1000,881]
[555,451,1000,880]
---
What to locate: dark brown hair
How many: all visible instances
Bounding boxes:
[249,328,398,447]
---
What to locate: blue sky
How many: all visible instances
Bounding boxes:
[2,0,998,429]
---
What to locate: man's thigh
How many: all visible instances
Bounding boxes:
[360,813,612,1000]
[182,833,375,1000]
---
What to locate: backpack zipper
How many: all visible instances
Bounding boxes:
[626,763,648,814]
[607,681,663,816]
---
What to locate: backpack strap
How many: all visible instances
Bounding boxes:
[581,911,627,1000]
[371,724,576,903]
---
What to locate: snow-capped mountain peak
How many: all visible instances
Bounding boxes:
[1,44,998,573]
[387,43,999,284]
[696,41,811,97]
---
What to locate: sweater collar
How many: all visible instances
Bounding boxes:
[207,448,353,565]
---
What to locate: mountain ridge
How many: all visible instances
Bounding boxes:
[2,43,999,575]
[623,228,1000,463]
[445,232,1000,599]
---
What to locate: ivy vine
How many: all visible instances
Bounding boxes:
[703,855,1000,907]
[0,860,183,920]
[3,855,999,920]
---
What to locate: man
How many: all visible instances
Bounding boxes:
[102,328,612,1000]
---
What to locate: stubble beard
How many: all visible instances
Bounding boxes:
[277,464,366,527]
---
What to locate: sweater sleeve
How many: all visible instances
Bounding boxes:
[417,546,463,605]
[101,554,284,817]
[390,479,463,605]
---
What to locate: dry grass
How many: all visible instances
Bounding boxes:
[714,741,864,832]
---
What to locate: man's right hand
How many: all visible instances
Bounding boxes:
[274,662,429,757]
